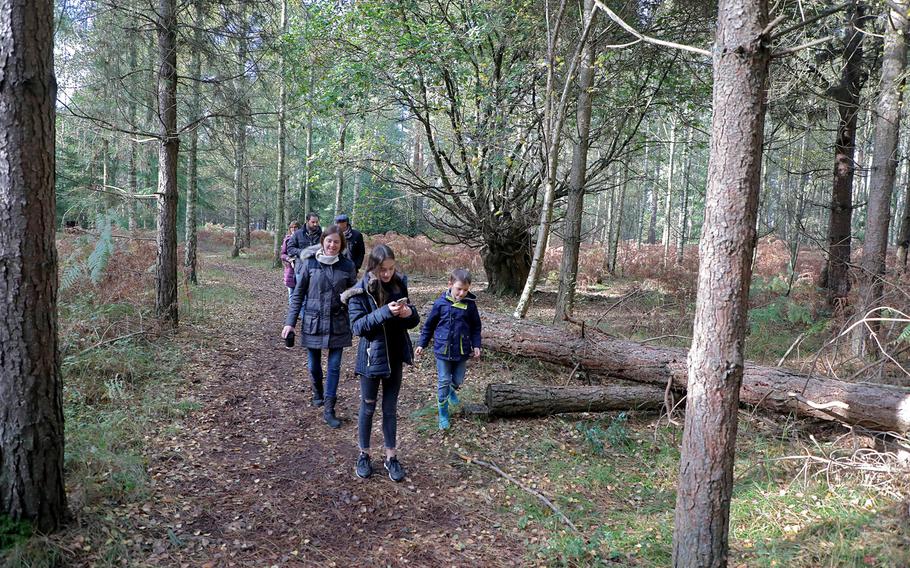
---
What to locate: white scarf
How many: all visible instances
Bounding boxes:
[316,251,339,265]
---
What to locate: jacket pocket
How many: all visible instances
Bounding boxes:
[303,311,320,335]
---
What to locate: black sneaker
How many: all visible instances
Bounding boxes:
[356,452,372,479]
[384,457,405,482]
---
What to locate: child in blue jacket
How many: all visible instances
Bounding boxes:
[415,268,482,429]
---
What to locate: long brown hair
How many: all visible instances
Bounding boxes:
[366,244,402,305]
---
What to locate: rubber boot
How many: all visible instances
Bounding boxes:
[323,396,341,429]
[311,378,324,407]
[437,399,450,430]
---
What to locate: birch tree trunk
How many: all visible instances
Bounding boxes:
[555,0,597,321]
[514,3,597,318]
[672,1,770,565]
[853,1,909,356]
[0,0,67,532]
[154,0,180,326]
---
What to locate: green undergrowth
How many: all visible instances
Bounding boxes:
[3,255,247,566]
[449,401,908,567]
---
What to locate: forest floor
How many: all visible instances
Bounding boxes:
[5,236,910,567]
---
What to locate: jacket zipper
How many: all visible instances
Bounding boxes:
[365,287,392,375]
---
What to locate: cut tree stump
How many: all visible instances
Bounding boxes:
[481,312,910,433]
[484,383,666,417]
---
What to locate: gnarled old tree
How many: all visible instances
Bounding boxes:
[351,0,546,295]
[0,0,67,531]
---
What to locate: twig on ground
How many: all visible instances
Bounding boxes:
[75,329,150,358]
[456,453,581,536]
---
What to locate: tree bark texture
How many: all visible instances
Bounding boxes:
[231,22,248,258]
[485,383,666,417]
[825,1,865,305]
[896,172,910,269]
[555,0,596,322]
[184,0,203,285]
[334,115,347,217]
[674,3,770,563]
[272,0,288,269]
[480,312,910,432]
[661,118,677,264]
[0,0,67,531]
[514,5,597,319]
[676,128,693,265]
[155,0,179,326]
[854,2,909,355]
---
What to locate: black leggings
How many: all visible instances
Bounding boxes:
[357,360,403,451]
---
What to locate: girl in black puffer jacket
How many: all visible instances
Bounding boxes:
[341,244,419,482]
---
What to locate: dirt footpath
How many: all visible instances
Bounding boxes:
[142,256,526,566]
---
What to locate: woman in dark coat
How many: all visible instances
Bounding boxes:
[282,225,357,428]
[341,244,419,482]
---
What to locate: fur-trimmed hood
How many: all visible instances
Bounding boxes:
[340,271,409,305]
[298,244,321,261]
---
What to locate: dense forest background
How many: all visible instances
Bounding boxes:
[3,0,910,565]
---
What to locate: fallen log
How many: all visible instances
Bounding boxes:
[484,383,667,417]
[481,312,910,433]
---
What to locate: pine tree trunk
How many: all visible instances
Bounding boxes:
[661,118,677,265]
[484,383,666,417]
[896,172,910,269]
[514,5,597,318]
[155,0,180,327]
[854,2,909,356]
[609,162,627,275]
[480,313,910,432]
[673,1,770,565]
[272,0,288,269]
[825,1,864,305]
[335,115,347,216]
[127,38,138,232]
[0,0,66,532]
[303,69,314,216]
[555,0,596,322]
[231,20,248,258]
[676,128,693,265]
[184,0,202,284]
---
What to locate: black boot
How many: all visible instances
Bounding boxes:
[323,396,341,429]
[311,378,324,407]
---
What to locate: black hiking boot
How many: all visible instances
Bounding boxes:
[310,378,324,407]
[356,452,373,479]
[323,396,341,429]
[384,456,405,482]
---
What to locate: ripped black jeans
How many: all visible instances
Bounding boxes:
[357,360,403,451]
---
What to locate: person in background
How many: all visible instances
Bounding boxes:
[282,225,357,429]
[415,268,482,429]
[334,213,365,274]
[286,212,323,259]
[280,221,301,299]
[341,244,419,482]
